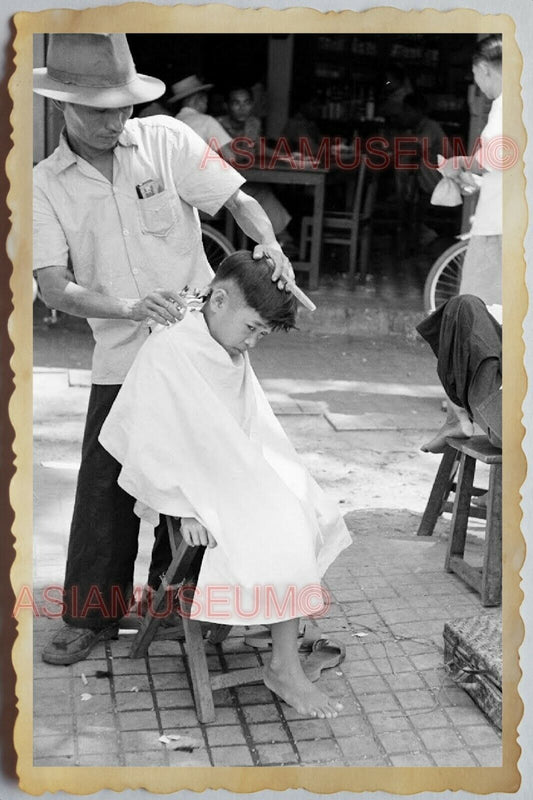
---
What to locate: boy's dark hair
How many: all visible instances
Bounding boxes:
[213,250,298,331]
[402,92,429,115]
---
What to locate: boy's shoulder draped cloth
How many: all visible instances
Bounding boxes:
[99,311,351,624]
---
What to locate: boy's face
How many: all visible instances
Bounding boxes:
[205,286,272,359]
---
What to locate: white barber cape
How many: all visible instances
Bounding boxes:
[99,311,352,625]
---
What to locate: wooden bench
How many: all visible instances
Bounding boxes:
[417,435,502,607]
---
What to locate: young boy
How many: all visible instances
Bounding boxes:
[99,251,352,718]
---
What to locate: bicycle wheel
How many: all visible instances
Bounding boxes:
[201,223,235,272]
[423,239,468,313]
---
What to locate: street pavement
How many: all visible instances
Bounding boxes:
[30,309,502,768]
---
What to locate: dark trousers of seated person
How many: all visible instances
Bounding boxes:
[63,384,172,630]
[416,294,502,447]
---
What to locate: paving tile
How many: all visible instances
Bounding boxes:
[104,658,148,675]
[377,730,423,755]
[444,705,493,726]
[113,674,150,692]
[432,749,478,767]
[439,687,480,709]
[148,656,186,673]
[395,690,436,710]
[297,738,342,764]
[77,731,121,755]
[154,689,195,709]
[353,674,390,694]
[114,691,154,712]
[167,749,212,767]
[243,705,282,724]
[210,745,254,766]
[418,727,464,751]
[248,722,289,744]
[150,671,190,691]
[410,652,445,671]
[160,708,202,728]
[205,706,241,725]
[287,718,331,740]
[390,752,435,767]
[119,709,159,731]
[255,743,299,765]
[384,672,427,691]
[34,734,75,759]
[33,756,76,767]
[77,754,122,766]
[373,656,413,674]
[336,735,383,761]
[34,715,74,736]
[74,692,116,714]
[121,729,168,753]
[458,725,501,747]
[366,711,412,733]
[235,684,274,705]
[223,653,262,669]
[408,709,451,730]
[74,715,115,737]
[472,746,502,766]
[34,688,73,716]
[206,725,248,746]
[357,693,401,713]
[364,642,404,659]
[124,751,167,766]
[71,659,109,676]
[342,658,379,677]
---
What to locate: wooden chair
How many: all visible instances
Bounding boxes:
[417,435,502,607]
[299,160,378,288]
[129,516,264,723]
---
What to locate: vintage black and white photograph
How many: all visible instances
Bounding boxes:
[17,11,524,789]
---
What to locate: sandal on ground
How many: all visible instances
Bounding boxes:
[301,637,346,682]
[42,623,118,665]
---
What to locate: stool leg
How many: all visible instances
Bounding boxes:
[417,446,459,537]
[480,463,502,606]
[180,582,216,724]
[445,454,476,571]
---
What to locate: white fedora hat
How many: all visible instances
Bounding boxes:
[33,33,166,108]
[167,75,213,105]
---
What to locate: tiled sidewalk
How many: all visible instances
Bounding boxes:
[34,526,501,768]
[32,367,502,768]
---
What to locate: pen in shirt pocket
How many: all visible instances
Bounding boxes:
[136,179,164,199]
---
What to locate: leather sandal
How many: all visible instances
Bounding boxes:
[42,622,118,665]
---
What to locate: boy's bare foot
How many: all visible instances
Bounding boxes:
[421,417,474,453]
[263,663,343,718]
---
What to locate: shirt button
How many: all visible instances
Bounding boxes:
[123,228,129,236]
[132,268,139,275]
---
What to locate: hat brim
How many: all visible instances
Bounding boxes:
[167,83,214,105]
[33,68,166,108]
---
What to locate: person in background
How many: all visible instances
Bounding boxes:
[379,63,414,124]
[136,99,173,118]
[33,34,294,665]
[438,34,502,306]
[169,74,233,157]
[218,86,293,248]
[398,92,449,245]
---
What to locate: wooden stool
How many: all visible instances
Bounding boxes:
[129,516,263,723]
[417,435,502,607]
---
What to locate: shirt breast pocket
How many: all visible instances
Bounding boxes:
[137,189,179,237]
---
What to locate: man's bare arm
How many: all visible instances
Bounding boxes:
[224,189,295,287]
[36,265,186,325]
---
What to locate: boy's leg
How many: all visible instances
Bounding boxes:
[263,617,343,719]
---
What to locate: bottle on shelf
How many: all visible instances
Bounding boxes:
[365,89,375,121]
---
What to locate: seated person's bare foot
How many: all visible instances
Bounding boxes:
[263,662,343,718]
[421,416,474,453]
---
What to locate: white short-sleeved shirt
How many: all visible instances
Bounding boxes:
[175,107,232,149]
[471,93,502,236]
[33,116,245,384]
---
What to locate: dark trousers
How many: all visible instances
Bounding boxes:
[416,295,502,447]
[63,385,172,629]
